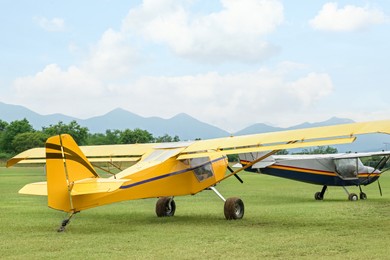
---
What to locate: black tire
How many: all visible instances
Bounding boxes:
[360,192,367,200]
[314,192,323,200]
[348,193,358,201]
[224,197,244,220]
[155,197,176,217]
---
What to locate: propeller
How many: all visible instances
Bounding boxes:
[365,155,389,196]
[378,180,383,196]
[375,155,390,196]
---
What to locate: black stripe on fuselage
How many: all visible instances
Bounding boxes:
[120,156,226,189]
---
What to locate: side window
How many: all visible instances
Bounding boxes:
[334,158,361,179]
[190,157,214,182]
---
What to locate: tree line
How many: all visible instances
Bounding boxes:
[0,118,340,161]
[0,118,179,159]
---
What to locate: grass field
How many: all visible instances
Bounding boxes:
[1,166,389,259]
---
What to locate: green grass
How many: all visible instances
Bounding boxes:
[1,167,389,259]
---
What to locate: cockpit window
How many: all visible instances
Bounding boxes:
[190,157,214,182]
[334,158,365,179]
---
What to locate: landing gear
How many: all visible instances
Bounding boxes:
[209,186,244,220]
[344,186,367,201]
[348,193,358,201]
[224,197,244,220]
[314,185,327,200]
[57,212,77,232]
[358,186,367,200]
[156,197,176,217]
[314,192,323,200]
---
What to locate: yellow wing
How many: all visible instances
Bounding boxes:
[7,120,390,165]
[7,143,156,167]
[177,120,390,159]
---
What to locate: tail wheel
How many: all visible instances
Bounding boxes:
[156,197,176,217]
[224,197,244,220]
[348,193,358,201]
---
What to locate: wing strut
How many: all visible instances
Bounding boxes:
[227,165,243,183]
[220,147,292,182]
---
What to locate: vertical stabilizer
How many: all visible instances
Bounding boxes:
[45,134,98,212]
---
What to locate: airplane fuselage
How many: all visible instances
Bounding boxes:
[257,164,380,186]
[240,154,381,187]
[69,154,229,212]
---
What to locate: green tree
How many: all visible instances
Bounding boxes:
[276,149,289,155]
[42,121,89,145]
[105,129,122,144]
[0,119,8,131]
[120,128,154,144]
[301,146,338,154]
[155,134,180,143]
[1,118,34,153]
[12,132,47,154]
[86,130,123,145]
[0,120,8,153]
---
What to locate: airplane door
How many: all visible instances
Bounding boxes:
[334,158,361,180]
[190,157,214,182]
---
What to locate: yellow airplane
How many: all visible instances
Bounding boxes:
[7,120,390,231]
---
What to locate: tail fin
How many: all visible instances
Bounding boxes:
[45,134,98,212]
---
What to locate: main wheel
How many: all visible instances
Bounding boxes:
[224,197,244,220]
[156,197,176,217]
[348,193,358,201]
[314,192,323,200]
[360,192,367,200]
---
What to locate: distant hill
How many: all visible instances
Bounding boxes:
[0,102,77,128]
[235,117,355,135]
[1,101,389,151]
[0,102,229,140]
[78,108,229,140]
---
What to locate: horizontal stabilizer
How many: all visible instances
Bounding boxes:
[18,178,130,196]
[19,182,48,196]
[70,178,130,196]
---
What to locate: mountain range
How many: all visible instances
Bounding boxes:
[1,101,389,152]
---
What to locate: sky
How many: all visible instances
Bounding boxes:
[1,0,389,132]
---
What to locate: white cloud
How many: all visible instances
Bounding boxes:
[123,0,284,62]
[12,64,106,117]
[82,29,140,80]
[287,73,333,106]
[87,66,334,130]
[34,16,65,32]
[9,1,340,130]
[11,62,334,130]
[309,3,386,32]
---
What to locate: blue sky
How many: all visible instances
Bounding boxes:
[1,0,389,132]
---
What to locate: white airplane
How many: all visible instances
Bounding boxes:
[237,151,390,201]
